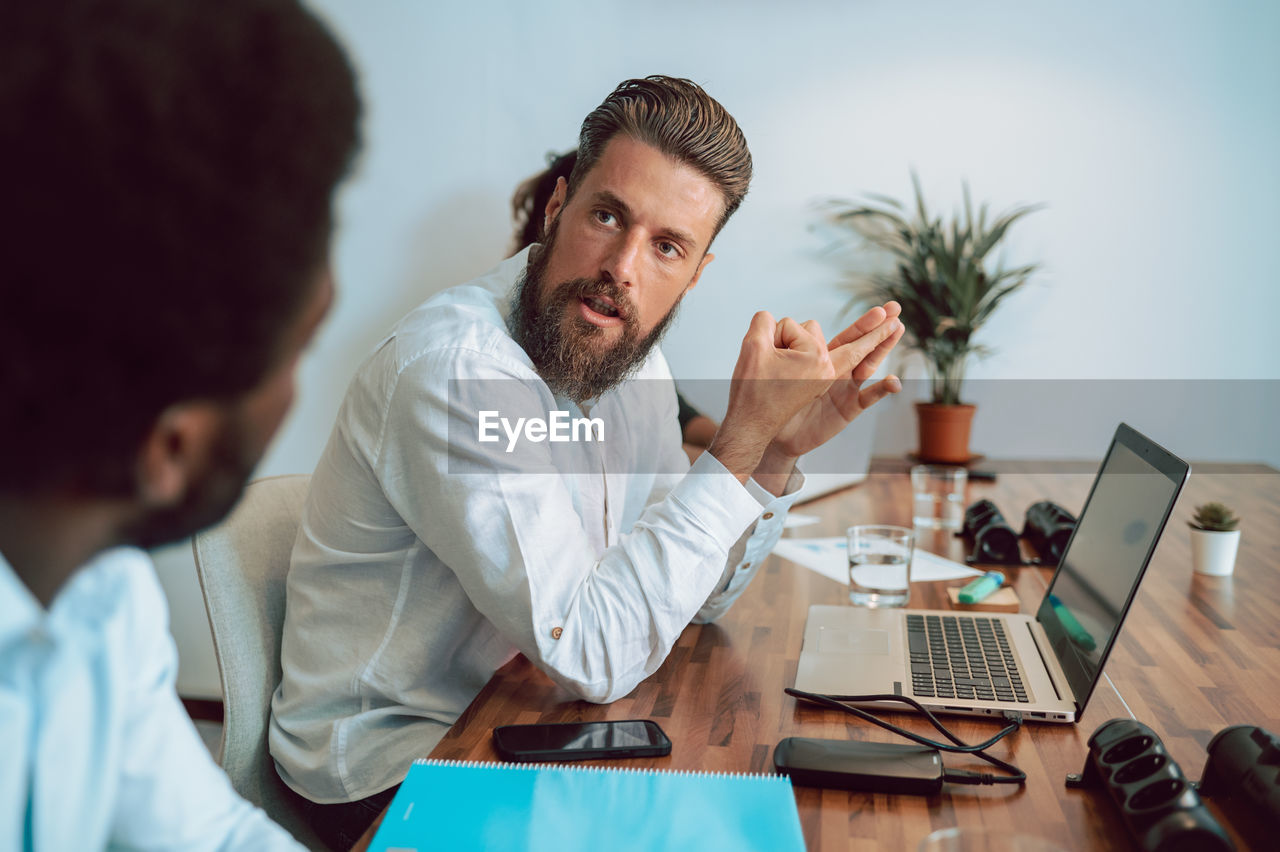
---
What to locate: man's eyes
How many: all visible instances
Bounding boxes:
[592,210,683,259]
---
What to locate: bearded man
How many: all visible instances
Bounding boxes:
[270,76,904,847]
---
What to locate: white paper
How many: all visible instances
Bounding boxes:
[771,538,848,583]
[771,537,982,585]
[910,547,985,582]
[782,513,821,529]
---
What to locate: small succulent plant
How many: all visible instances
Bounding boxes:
[1189,502,1240,532]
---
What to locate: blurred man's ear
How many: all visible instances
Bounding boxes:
[688,252,715,291]
[544,177,569,233]
[134,403,223,506]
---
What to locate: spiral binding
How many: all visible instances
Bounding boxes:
[413,758,787,781]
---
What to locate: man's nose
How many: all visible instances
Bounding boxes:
[601,230,643,288]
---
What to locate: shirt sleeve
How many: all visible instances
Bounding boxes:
[108,566,306,851]
[641,375,807,625]
[692,467,807,624]
[374,350,767,704]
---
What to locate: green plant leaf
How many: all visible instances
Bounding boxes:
[823,174,1043,403]
[863,192,906,210]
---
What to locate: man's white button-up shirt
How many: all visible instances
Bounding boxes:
[270,248,802,803]
[1,548,304,851]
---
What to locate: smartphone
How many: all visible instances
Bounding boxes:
[492,719,672,763]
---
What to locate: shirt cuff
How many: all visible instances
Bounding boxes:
[691,464,807,624]
[744,466,806,505]
[744,465,805,535]
[668,450,772,551]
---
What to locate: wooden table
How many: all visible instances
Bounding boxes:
[357,461,1280,850]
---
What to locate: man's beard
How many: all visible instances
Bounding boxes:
[121,414,259,550]
[508,223,685,404]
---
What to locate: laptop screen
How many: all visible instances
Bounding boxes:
[1035,424,1188,716]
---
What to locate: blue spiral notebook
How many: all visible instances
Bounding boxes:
[368,759,806,851]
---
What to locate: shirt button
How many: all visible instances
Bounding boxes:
[551,626,563,640]
[742,562,751,571]
[763,512,775,520]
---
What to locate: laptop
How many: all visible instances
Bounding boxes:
[793,423,1189,723]
[791,413,879,505]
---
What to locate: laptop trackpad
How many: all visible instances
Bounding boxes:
[818,627,890,655]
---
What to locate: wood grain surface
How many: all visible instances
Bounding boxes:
[356,462,1279,851]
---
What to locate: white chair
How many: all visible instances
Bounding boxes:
[192,474,327,850]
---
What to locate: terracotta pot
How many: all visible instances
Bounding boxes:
[915,403,976,463]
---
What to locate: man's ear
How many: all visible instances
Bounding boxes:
[688,252,715,291]
[543,176,568,233]
[134,403,223,506]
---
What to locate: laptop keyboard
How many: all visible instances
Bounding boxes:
[906,614,1031,703]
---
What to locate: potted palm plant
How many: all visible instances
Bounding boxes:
[1189,502,1242,576]
[824,173,1042,463]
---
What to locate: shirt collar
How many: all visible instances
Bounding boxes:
[496,245,534,326]
[0,546,141,648]
[0,549,43,646]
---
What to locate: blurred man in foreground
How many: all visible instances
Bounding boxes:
[0,1,361,848]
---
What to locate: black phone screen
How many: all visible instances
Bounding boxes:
[493,720,671,762]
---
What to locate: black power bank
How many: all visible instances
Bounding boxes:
[773,737,943,794]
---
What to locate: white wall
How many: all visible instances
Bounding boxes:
[161,0,1280,697]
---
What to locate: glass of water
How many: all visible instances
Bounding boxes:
[847,525,914,607]
[911,465,967,531]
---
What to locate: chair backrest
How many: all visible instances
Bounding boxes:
[192,474,325,849]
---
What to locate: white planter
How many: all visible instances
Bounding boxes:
[1190,528,1241,576]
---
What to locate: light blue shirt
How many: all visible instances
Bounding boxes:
[0,546,303,851]
[271,249,804,803]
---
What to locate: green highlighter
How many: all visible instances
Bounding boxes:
[958,570,1005,604]
[1048,594,1097,650]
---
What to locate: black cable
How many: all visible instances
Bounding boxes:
[785,687,1026,786]
[943,751,1024,786]
[785,689,1019,752]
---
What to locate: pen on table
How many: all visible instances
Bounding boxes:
[958,570,1005,604]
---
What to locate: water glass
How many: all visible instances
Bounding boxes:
[911,465,967,531]
[847,525,914,607]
